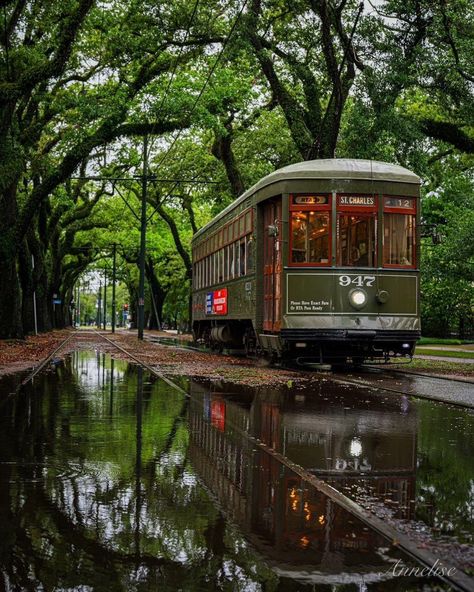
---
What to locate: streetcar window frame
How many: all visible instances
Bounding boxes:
[289,194,331,267]
[382,195,416,269]
[336,194,378,268]
[193,208,254,288]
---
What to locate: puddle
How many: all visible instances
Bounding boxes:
[0,351,464,590]
[189,379,474,550]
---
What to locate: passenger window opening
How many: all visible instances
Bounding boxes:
[338,215,376,267]
[290,211,330,265]
[383,214,415,267]
[246,236,254,272]
[239,238,246,276]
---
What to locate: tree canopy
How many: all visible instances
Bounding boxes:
[0,0,473,338]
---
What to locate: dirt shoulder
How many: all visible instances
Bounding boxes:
[0,329,73,378]
[2,329,472,384]
[104,331,304,387]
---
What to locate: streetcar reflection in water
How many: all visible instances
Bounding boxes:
[192,159,421,364]
[188,381,421,587]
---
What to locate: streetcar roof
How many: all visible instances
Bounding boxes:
[193,159,421,241]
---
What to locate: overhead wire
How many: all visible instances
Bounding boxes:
[146,0,202,159]
[110,0,202,222]
[150,0,251,177]
[145,0,250,223]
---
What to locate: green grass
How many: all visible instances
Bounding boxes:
[418,337,473,345]
[392,358,474,376]
[415,348,474,360]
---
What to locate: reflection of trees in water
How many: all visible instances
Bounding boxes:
[415,401,474,542]
[0,355,278,591]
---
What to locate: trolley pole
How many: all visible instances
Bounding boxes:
[138,135,148,340]
[112,243,117,333]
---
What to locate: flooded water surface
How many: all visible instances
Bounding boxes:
[0,351,470,591]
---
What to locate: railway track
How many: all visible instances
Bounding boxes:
[328,367,474,410]
[4,329,471,590]
[144,333,474,409]
[364,364,474,384]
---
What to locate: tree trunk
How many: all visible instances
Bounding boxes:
[145,258,168,330]
[0,254,22,339]
[0,153,23,337]
[18,239,35,335]
[211,118,245,198]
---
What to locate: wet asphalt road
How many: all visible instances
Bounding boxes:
[331,369,474,408]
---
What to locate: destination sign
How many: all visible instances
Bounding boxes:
[293,195,329,205]
[338,195,375,206]
[384,197,414,209]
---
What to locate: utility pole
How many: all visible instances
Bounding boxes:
[103,268,107,330]
[138,135,148,340]
[112,243,117,333]
[77,283,81,327]
[97,280,102,328]
[32,254,38,335]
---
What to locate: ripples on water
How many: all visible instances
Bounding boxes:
[0,351,469,591]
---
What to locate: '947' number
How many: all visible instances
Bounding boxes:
[339,275,375,287]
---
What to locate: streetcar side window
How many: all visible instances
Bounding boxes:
[338,215,376,267]
[246,236,254,272]
[382,196,416,268]
[229,243,235,278]
[291,211,330,264]
[219,249,224,283]
[199,208,253,287]
[239,238,246,276]
[383,214,415,266]
[289,194,331,266]
[234,241,240,277]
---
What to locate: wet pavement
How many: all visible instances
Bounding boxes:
[332,369,474,408]
[415,355,474,365]
[0,350,472,591]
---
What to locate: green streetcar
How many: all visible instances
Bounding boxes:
[191,159,420,364]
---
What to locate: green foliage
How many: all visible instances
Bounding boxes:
[420,171,474,337]
[2,0,474,338]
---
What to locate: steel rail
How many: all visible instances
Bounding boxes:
[21,332,76,386]
[0,331,77,409]
[92,330,187,395]
[91,330,472,592]
[364,364,474,384]
[144,334,474,409]
[327,373,474,410]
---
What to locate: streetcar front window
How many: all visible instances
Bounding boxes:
[337,215,376,267]
[383,214,415,266]
[291,211,330,264]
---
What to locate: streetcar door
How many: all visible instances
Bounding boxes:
[263,198,282,332]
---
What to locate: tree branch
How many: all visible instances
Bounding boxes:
[439,0,474,84]
[420,118,474,153]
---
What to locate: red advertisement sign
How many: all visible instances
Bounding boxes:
[211,398,226,432]
[213,289,227,315]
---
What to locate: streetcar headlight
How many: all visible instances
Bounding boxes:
[349,289,368,309]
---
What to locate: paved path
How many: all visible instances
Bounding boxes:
[337,370,474,408]
[415,354,474,364]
